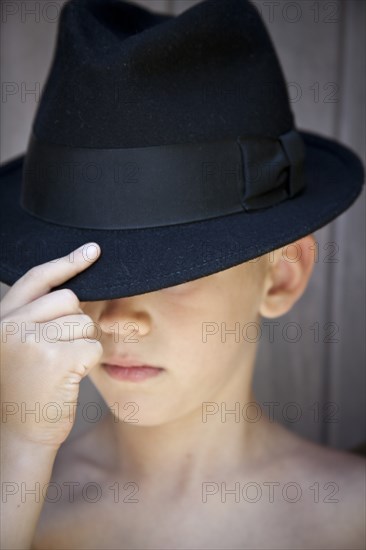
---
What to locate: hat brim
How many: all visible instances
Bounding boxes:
[0,130,364,301]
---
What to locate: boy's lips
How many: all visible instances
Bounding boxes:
[102,356,164,369]
[101,357,165,382]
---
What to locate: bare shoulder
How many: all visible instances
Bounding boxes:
[288,428,366,495]
[31,415,115,550]
[52,411,118,481]
[271,422,365,547]
[270,419,365,475]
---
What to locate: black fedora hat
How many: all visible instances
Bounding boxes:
[0,0,364,301]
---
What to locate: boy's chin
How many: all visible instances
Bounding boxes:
[110,409,181,428]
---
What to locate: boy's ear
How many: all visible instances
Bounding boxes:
[259,234,316,319]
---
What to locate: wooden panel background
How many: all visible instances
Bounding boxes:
[1,0,364,450]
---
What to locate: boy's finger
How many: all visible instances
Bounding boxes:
[0,243,100,316]
[4,290,85,324]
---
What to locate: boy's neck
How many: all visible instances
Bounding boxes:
[103,369,275,499]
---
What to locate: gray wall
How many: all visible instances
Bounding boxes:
[1,0,365,450]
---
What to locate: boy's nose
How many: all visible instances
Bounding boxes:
[97,302,151,339]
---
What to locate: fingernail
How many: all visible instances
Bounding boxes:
[81,243,101,262]
[77,242,100,255]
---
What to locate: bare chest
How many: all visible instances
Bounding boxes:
[31,427,364,550]
[31,477,348,550]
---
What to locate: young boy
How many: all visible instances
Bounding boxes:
[2,237,365,549]
[1,0,365,548]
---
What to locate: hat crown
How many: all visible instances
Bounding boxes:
[1,1,364,302]
[33,0,294,149]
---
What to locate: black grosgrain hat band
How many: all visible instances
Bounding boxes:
[20,128,306,230]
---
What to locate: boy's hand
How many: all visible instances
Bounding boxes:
[0,243,103,451]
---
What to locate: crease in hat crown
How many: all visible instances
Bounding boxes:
[32,0,295,150]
